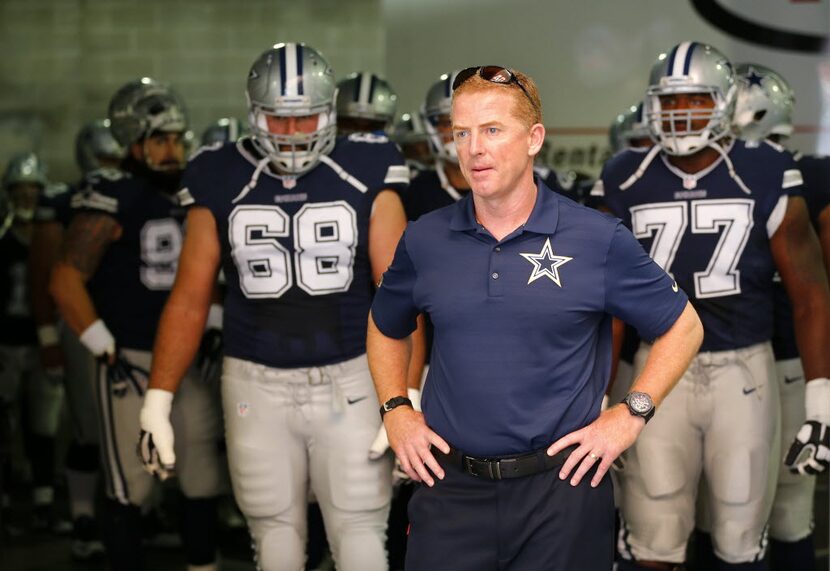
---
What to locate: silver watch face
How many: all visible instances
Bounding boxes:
[628,392,653,414]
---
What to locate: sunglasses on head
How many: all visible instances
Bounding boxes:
[451,66,536,110]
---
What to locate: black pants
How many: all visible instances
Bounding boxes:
[405,449,615,571]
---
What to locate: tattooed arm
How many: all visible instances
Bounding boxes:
[49,212,122,336]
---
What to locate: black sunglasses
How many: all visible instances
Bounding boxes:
[451,66,536,110]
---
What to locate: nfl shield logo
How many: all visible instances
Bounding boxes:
[237,402,250,417]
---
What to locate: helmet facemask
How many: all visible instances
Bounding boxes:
[646,83,736,156]
[248,99,337,176]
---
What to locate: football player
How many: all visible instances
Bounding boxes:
[0,153,66,533]
[200,117,247,148]
[50,79,224,571]
[732,63,830,571]
[28,119,124,558]
[136,43,410,571]
[390,111,431,175]
[594,42,830,571]
[609,102,653,154]
[336,72,398,136]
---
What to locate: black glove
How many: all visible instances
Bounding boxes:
[101,350,149,398]
[196,328,223,383]
[785,420,830,475]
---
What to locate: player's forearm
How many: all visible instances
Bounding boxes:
[629,302,702,407]
[28,223,63,327]
[791,287,830,380]
[149,291,210,393]
[367,312,412,403]
[49,262,100,335]
[406,315,426,391]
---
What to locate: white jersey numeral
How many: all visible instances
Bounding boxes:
[140,219,183,290]
[229,202,358,299]
[630,199,754,299]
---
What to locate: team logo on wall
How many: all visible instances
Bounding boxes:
[690,0,827,53]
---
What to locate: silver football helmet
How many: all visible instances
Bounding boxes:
[733,63,795,144]
[336,72,398,133]
[645,42,737,156]
[2,152,47,221]
[108,78,188,148]
[609,102,651,153]
[423,70,462,163]
[75,119,126,174]
[201,117,247,146]
[246,42,337,176]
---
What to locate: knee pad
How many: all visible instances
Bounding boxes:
[66,442,99,472]
[333,528,388,571]
[769,476,816,541]
[255,524,304,571]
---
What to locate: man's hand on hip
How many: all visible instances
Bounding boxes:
[384,407,449,487]
[547,404,645,488]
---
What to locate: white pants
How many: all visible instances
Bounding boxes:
[0,344,63,436]
[769,358,815,541]
[96,348,224,506]
[619,342,780,564]
[222,354,392,571]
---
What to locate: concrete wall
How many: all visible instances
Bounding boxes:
[0,0,385,182]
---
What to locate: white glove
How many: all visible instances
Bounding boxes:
[368,388,421,460]
[138,389,176,481]
[785,378,830,475]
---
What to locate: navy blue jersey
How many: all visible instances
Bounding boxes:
[34,182,75,227]
[402,168,469,222]
[178,135,408,368]
[0,229,36,346]
[72,168,186,351]
[599,140,803,352]
[772,152,830,360]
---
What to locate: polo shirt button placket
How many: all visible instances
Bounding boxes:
[488,245,504,297]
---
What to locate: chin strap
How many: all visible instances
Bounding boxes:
[706,140,752,195]
[619,140,751,195]
[231,156,271,204]
[619,145,661,191]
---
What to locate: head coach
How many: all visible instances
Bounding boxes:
[367,65,704,570]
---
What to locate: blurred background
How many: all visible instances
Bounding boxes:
[1,0,828,183]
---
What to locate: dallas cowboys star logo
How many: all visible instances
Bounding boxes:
[519,237,573,287]
[743,67,764,88]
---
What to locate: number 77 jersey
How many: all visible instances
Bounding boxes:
[178,136,409,369]
[596,139,803,352]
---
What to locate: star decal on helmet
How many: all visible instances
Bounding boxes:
[519,238,573,287]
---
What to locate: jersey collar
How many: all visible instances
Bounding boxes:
[449,177,559,236]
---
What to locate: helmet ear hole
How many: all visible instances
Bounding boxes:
[753,110,767,122]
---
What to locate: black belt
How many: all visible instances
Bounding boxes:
[440,444,577,481]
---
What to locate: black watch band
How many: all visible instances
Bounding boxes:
[380,396,413,419]
[621,391,656,424]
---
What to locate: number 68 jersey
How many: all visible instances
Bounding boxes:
[178,136,408,369]
[597,139,803,352]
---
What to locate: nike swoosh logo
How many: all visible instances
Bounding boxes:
[784,376,804,384]
[346,396,368,405]
[671,281,679,293]
[742,387,757,395]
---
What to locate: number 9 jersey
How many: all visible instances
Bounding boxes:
[73,168,185,351]
[596,139,803,352]
[178,135,409,368]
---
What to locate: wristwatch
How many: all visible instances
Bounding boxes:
[621,391,655,423]
[380,396,413,419]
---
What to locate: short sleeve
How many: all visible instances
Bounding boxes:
[71,169,124,217]
[604,223,688,341]
[177,153,208,209]
[370,230,419,339]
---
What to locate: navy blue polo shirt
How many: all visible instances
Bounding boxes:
[372,180,688,457]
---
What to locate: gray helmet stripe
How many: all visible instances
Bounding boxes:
[358,72,372,104]
[671,42,693,76]
[284,43,299,97]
